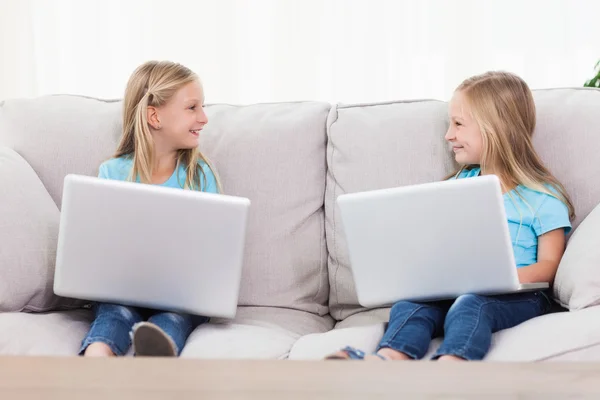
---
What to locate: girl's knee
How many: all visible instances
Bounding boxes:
[389,301,434,322]
[96,303,140,324]
[450,294,486,311]
[150,311,192,327]
[390,300,420,315]
[445,294,489,328]
[162,312,186,323]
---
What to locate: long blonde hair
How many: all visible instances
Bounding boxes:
[114,60,222,192]
[449,71,575,219]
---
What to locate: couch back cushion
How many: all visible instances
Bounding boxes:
[326,100,453,320]
[0,96,331,315]
[0,96,123,207]
[533,88,600,309]
[0,147,86,311]
[530,89,600,230]
[326,89,600,321]
[201,103,331,314]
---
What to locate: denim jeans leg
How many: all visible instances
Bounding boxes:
[147,312,209,355]
[377,300,448,359]
[80,303,144,356]
[434,292,552,360]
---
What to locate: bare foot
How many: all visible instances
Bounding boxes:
[377,347,411,360]
[437,355,465,361]
[84,342,115,357]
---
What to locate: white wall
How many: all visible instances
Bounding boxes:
[0,0,36,101]
[1,0,599,103]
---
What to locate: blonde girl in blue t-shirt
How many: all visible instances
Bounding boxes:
[81,60,221,357]
[327,71,575,361]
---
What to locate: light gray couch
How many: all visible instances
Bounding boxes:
[1,88,600,360]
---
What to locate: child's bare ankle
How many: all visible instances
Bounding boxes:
[84,342,115,357]
[378,347,411,360]
[437,354,465,361]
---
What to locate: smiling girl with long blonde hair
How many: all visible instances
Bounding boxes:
[328,71,574,362]
[80,60,221,358]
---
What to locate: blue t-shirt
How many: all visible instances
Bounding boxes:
[455,167,571,268]
[98,156,218,193]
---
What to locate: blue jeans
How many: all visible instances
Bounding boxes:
[80,303,209,356]
[378,291,552,360]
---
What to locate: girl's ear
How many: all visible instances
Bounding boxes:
[147,106,161,130]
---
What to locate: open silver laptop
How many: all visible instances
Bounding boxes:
[54,174,250,319]
[336,175,548,308]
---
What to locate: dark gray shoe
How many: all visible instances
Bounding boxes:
[132,322,177,357]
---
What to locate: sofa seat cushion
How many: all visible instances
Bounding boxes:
[0,306,334,358]
[182,306,334,359]
[289,309,388,360]
[288,305,600,361]
[0,309,93,355]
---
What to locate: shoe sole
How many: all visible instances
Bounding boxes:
[132,322,177,357]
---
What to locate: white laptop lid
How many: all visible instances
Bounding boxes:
[54,174,250,319]
[336,175,522,307]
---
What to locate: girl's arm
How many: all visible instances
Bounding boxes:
[517,228,566,284]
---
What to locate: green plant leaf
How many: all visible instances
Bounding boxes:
[584,60,600,87]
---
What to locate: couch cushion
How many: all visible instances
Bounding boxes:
[0,307,333,358]
[542,344,600,361]
[182,306,334,359]
[553,202,600,310]
[325,100,452,320]
[0,96,122,207]
[532,88,600,310]
[201,103,331,314]
[530,88,600,231]
[0,147,85,312]
[289,324,385,360]
[288,305,600,361]
[480,305,600,361]
[0,309,93,355]
[288,308,388,360]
